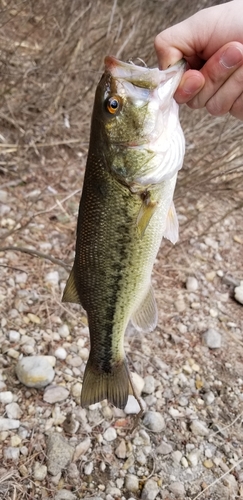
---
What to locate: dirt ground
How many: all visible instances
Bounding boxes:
[0,1,243,499]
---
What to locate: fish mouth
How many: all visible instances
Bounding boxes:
[104,55,186,93]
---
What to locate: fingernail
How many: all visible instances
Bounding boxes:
[220,46,243,69]
[183,78,202,95]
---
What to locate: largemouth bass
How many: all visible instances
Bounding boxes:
[62,56,185,409]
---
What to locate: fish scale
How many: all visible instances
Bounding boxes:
[62,56,185,409]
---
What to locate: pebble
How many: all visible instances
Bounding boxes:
[174,298,186,313]
[58,324,70,338]
[0,418,20,431]
[3,447,20,461]
[11,435,22,447]
[103,427,117,442]
[186,276,198,292]
[143,375,155,394]
[54,347,67,360]
[130,371,145,396]
[63,413,79,434]
[172,450,182,464]
[46,433,74,475]
[45,271,59,286]
[9,330,21,342]
[0,391,13,404]
[234,282,243,305]
[54,490,77,500]
[124,395,145,415]
[125,474,139,492]
[115,439,126,459]
[73,437,91,461]
[157,441,173,455]
[190,420,209,437]
[15,356,55,388]
[187,449,200,467]
[0,189,8,202]
[169,482,185,497]
[141,478,159,500]
[203,391,215,405]
[43,385,69,403]
[203,328,222,349]
[33,462,47,481]
[84,461,93,475]
[143,411,165,433]
[71,382,82,399]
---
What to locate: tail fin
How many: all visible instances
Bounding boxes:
[81,358,129,410]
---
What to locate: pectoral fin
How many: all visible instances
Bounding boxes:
[131,285,158,333]
[62,268,81,304]
[164,201,179,244]
[137,192,158,238]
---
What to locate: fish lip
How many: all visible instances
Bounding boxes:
[104,55,186,89]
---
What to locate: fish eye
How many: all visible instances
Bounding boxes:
[106,96,121,114]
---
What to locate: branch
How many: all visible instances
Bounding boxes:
[0,246,72,271]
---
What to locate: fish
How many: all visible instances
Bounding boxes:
[62,55,186,410]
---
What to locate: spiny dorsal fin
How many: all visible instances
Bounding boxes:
[62,268,81,304]
[131,284,158,333]
[163,200,179,244]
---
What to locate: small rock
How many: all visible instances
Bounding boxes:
[174,298,186,313]
[143,375,155,395]
[63,413,79,434]
[115,439,126,459]
[103,427,117,442]
[130,371,145,396]
[186,276,198,292]
[125,474,139,492]
[43,385,69,403]
[203,328,222,349]
[33,462,47,481]
[5,402,22,419]
[204,237,218,249]
[203,459,214,468]
[71,382,82,399]
[191,420,209,437]
[15,356,55,388]
[143,411,165,433]
[54,490,77,500]
[124,395,145,415]
[3,447,20,461]
[46,433,74,476]
[8,330,20,343]
[58,324,70,338]
[203,391,215,405]
[141,478,159,500]
[0,418,20,431]
[169,482,185,497]
[73,437,91,461]
[0,190,8,202]
[172,450,182,464]
[54,347,67,360]
[0,391,13,404]
[235,282,243,305]
[84,461,93,475]
[45,271,59,286]
[157,441,173,455]
[187,449,200,467]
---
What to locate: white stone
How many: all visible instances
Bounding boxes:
[169,482,185,497]
[73,437,91,462]
[45,271,59,286]
[9,330,20,342]
[16,356,55,388]
[157,441,173,455]
[203,391,215,405]
[143,375,155,394]
[0,418,20,431]
[5,402,22,419]
[71,382,82,398]
[54,347,67,360]
[103,427,117,442]
[191,420,209,436]
[125,474,139,492]
[172,450,182,464]
[0,391,13,404]
[143,411,165,432]
[33,462,47,481]
[0,190,8,202]
[130,371,145,396]
[3,447,20,461]
[141,478,159,500]
[58,324,70,338]
[15,273,28,284]
[187,449,200,467]
[186,276,198,292]
[43,385,69,404]
[235,282,243,305]
[124,395,146,415]
[115,439,126,459]
[84,461,93,475]
[203,328,222,348]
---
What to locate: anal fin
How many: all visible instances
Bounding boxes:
[131,284,158,333]
[62,268,81,304]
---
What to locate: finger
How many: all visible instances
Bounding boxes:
[205,64,243,117]
[186,43,243,110]
[230,92,243,120]
[174,70,205,104]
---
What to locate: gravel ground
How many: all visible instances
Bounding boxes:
[0,157,243,500]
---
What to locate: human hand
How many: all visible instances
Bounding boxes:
[154,1,243,120]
